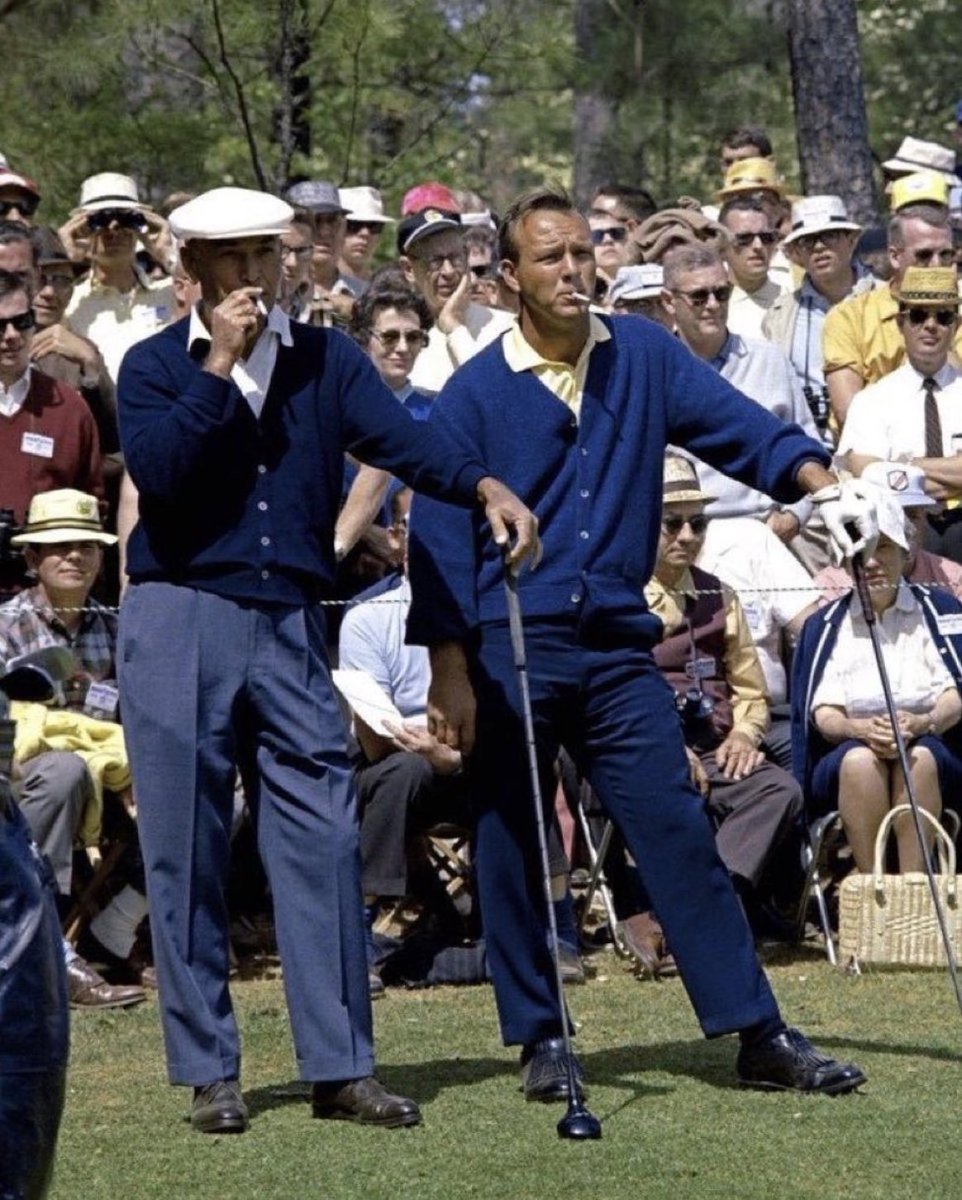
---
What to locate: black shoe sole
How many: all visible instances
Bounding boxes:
[311,1105,421,1128]
[737,1070,867,1096]
[190,1114,249,1134]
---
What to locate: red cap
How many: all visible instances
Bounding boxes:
[401,181,460,217]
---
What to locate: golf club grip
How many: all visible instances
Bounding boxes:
[849,551,876,625]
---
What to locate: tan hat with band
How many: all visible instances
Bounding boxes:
[898,267,961,309]
[11,489,117,546]
[662,455,716,504]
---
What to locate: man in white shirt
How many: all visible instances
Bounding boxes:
[839,266,962,561]
[718,197,786,340]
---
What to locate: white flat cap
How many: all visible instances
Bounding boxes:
[170,187,293,241]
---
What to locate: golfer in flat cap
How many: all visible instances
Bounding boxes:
[116,187,537,1134]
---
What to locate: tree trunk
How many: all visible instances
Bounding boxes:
[272,0,312,192]
[572,0,620,207]
[786,0,877,223]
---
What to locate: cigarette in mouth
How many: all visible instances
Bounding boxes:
[570,292,592,304]
[254,297,269,317]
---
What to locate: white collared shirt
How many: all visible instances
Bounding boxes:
[0,364,32,418]
[187,302,293,419]
[811,581,956,717]
[837,361,962,461]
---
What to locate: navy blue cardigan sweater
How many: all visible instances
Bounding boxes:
[118,318,487,604]
[407,316,831,647]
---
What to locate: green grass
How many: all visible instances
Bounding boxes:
[55,947,962,1200]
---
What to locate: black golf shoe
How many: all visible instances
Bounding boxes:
[519,1036,586,1103]
[737,1026,867,1095]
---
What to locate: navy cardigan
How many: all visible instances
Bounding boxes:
[407,315,831,647]
[118,318,487,605]
[790,583,962,799]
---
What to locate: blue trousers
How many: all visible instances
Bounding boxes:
[118,583,373,1086]
[469,619,779,1046]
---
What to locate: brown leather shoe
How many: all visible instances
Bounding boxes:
[616,911,667,980]
[67,955,146,1009]
[191,1080,249,1134]
[311,1076,421,1128]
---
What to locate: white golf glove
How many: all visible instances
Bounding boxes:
[811,480,879,560]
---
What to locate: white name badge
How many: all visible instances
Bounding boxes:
[84,680,119,720]
[21,431,54,458]
[936,614,962,637]
[685,655,716,680]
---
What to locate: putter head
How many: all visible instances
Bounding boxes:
[557,1103,602,1140]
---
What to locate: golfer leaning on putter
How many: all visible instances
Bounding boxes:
[116,187,538,1135]
[407,186,876,1105]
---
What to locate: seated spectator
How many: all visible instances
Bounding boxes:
[339,186,393,283]
[0,270,104,591]
[640,456,804,945]
[0,489,146,1008]
[793,492,962,873]
[837,267,962,562]
[338,488,474,992]
[719,197,786,340]
[60,173,175,383]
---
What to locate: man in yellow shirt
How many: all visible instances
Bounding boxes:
[823,203,960,427]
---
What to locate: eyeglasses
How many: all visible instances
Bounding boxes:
[590,226,628,245]
[38,270,75,290]
[902,307,958,327]
[414,251,467,273]
[794,229,847,252]
[906,247,955,267]
[0,310,36,335]
[346,219,382,234]
[729,230,778,249]
[670,285,732,307]
[662,514,709,536]
[372,328,428,350]
[86,208,146,232]
[470,263,495,279]
[281,244,312,259]
[0,196,39,218]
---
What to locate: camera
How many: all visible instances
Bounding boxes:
[677,686,715,727]
[802,384,831,436]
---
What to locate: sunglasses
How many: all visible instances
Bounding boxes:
[346,219,382,234]
[372,329,428,350]
[38,270,75,290]
[730,230,778,248]
[0,196,39,218]
[662,514,709,536]
[470,263,496,279]
[590,226,628,245]
[795,229,848,252]
[415,252,467,273]
[671,285,732,308]
[86,208,146,232]
[0,310,36,334]
[908,247,955,267]
[902,307,957,327]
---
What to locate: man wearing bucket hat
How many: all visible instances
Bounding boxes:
[838,266,962,561]
[61,173,175,384]
[116,185,537,1135]
[823,202,961,425]
[763,195,870,443]
[605,263,671,326]
[338,185,394,283]
[0,488,149,1011]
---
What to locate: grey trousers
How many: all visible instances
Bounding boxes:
[14,751,92,894]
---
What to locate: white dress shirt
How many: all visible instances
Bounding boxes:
[187,303,293,419]
[0,365,31,418]
[838,361,962,461]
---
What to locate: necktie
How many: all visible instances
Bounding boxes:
[924,376,942,458]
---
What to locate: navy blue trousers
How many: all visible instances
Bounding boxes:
[469,619,779,1046]
[118,583,373,1086]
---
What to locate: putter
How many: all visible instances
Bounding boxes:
[503,564,602,1140]
[850,551,962,1015]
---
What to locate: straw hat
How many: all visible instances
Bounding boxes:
[11,489,117,546]
[715,157,785,202]
[897,267,961,309]
[662,455,716,504]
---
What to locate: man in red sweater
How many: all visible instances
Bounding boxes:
[0,269,103,591]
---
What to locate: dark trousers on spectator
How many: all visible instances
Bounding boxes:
[925,509,962,566]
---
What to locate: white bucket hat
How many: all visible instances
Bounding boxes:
[73,172,145,215]
[340,186,394,226]
[782,195,861,246]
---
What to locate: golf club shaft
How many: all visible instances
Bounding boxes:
[851,554,962,1015]
[503,569,581,1095]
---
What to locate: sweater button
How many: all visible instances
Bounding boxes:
[258,500,268,511]
[258,464,267,474]
[579,529,589,539]
[580,489,589,499]
[570,593,581,604]
[261,569,270,580]
[261,536,271,546]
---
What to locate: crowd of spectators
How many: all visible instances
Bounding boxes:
[1,104,962,1016]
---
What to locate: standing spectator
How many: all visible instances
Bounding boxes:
[606,264,671,328]
[719,197,786,339]
[60,173,175,383]
[283,179,362,325]
[588,210,631,299]
[0,165,41,227]
[719,127,773,177]
[763,196,870,445]
[278,212,315,321]
[823,204,959,426]
[338,186,393,283]
[588,183,657,233]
